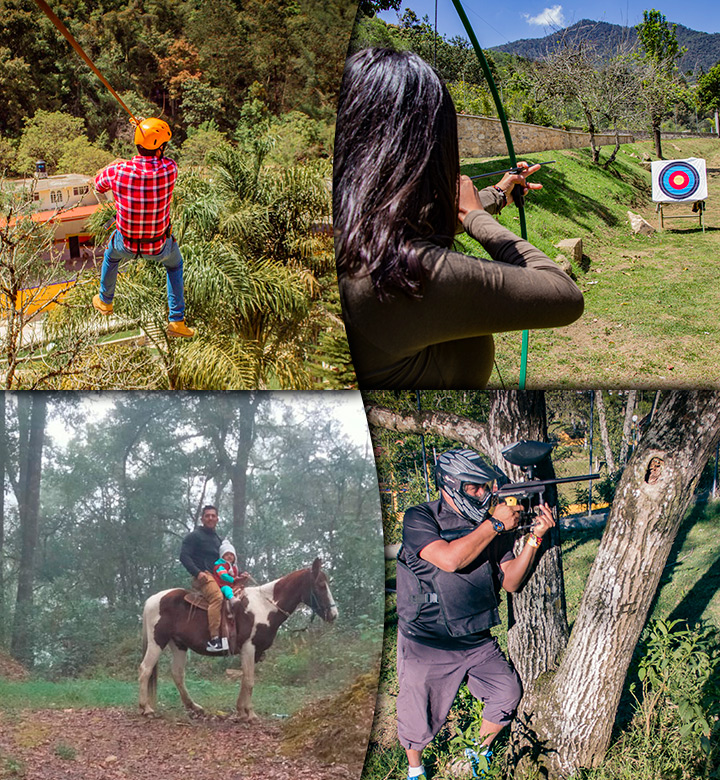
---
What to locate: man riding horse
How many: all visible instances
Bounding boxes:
[179,505,232,653]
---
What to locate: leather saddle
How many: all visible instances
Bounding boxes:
[184,577,250,654]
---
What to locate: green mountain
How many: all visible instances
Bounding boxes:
[491,18,720,75]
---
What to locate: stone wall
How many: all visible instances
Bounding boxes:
[457,113,634,158]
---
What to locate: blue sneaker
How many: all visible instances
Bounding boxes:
[407,769,427,780]
[463,747,492,777]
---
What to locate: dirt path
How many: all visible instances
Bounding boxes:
[0,707,362,780]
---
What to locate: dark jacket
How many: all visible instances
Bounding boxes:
[179,525,222,577]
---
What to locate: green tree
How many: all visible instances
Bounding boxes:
[56,137,114,176]
[697,62,720,136]
[16,111,86,174]
[636,9,686,158]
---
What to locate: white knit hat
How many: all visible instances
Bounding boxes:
[219,540,237,560]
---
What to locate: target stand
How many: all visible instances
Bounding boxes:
[656,200,705,232]
[651,158,708,233]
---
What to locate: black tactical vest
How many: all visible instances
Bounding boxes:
[396,499,508,646]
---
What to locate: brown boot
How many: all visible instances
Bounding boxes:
[92,294,113,315]
[167,320,195,338]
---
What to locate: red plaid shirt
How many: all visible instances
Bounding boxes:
[95,155,178,255]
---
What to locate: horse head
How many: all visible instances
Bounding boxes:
[304,557,338,623]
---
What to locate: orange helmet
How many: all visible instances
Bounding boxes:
[134,118,172,150]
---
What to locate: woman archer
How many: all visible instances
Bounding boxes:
[333,48,584,389]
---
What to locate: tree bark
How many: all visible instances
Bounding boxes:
[10,394,47,665]
[595,391,616,474]
[619,390,637,467]
[364,405,492,455]
[653,122,663,159]
[487,393,570,691]
[231,393,261,570]
[517,391,720,778]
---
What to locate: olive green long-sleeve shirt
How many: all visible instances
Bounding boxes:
[338,188,584,389]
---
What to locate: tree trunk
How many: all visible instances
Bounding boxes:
[10,394,47,665]
[515,391,720,778]
[365,405,492,455]
[653,122,663,159]
[231,394,261,570]
[619,390,637,467]
[584,107,600,164]
[486,393,570,691]
[595,391,616,474]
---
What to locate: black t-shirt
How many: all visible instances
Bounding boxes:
[397,498,515,649]
[179,525,222,577]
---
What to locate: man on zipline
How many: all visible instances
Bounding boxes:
[92,117,194,338]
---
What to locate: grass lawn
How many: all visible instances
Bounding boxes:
[459,137,720,388]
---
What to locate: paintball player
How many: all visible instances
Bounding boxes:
[179,505,227,652]
[92,117,194,338]
[396,448,555,779]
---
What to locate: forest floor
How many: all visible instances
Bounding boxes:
[0,707,354,779]
[0,665,378,780]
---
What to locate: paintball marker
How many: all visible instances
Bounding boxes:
[490,440,600,534]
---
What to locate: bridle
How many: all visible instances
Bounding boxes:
[308,578,336,622]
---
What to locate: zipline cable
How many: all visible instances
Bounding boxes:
[32,0,139,124]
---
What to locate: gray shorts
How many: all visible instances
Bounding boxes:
[396,632,522,751]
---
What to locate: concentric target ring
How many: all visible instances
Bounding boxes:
[658,162,700,200]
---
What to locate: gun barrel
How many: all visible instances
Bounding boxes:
[496,472,601,497]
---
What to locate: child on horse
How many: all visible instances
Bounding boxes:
[213,540,248,599]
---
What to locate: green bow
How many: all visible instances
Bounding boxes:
[450,0,530,388]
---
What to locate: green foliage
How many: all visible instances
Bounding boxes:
[579,620,720,779]
[180,79,226,128]
[0,0,350,143]
[636,10,684,68]
[56,137,114,176]
[16,111,86,175]
[266,112,334,166]
[447,697,490,775]
[177,124,228,168]
[447,82,493,117]
[698,64,720,112]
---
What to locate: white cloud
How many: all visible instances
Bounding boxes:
[524,5,566,26]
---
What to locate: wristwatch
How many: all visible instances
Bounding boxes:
[491,518,505,533]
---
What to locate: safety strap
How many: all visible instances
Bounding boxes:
[120,223,172,258]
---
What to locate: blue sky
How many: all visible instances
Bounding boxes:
[378,1,720,49]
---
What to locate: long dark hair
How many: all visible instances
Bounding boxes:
[333,48,459,300]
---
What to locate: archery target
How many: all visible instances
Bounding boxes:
[651,158,707,203]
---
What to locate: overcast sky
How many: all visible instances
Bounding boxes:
[46,392,372,451]
[379,1,720,50]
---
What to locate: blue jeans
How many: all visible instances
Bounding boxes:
[99,230,185,321]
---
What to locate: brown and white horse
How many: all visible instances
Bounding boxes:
[139,557,338,720]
